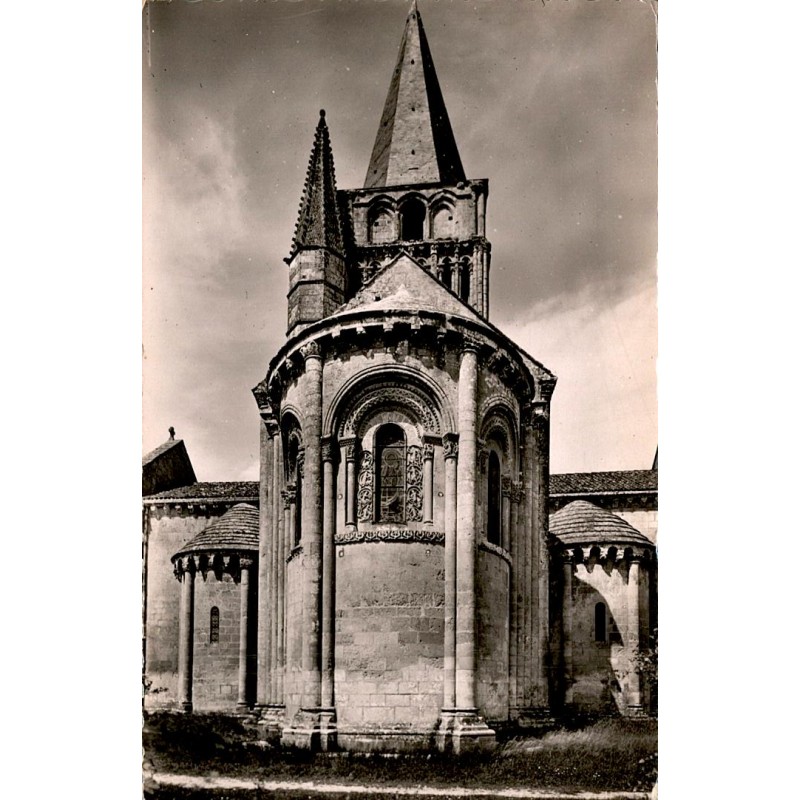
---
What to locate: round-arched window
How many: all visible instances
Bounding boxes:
[376,424,406,522]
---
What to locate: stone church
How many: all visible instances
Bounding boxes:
[143,3,657,753]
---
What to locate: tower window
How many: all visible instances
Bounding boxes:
[487,451,501,546]
[376,424,406,522]
[459,264,471,303]
[595,602,607,642]
[399,198,425,241]
[210,606,220,643]
[441,258,453,290]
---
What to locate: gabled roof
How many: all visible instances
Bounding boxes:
[143,481,259,503]
[290,110,344,258]
[549,500,652,547]
[173,503,259,560]
[142,438,182,466]
[364,1,465,188]
[334,250,483,321]
[550,470,658,497]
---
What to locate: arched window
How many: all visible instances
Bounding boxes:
[399,198,425,241]
[210,606,220,643]
[376,424,406,522]
[294,475,302,546]
[595,602,607,642]
[459,262,471,303]
[368,205,395,244]
[487,451,502,545]
[441,258,453,290]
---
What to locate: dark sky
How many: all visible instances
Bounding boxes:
[143,0,657,480]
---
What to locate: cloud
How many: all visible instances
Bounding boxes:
[503,279,658,474]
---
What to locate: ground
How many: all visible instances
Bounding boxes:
[143,712,657,799]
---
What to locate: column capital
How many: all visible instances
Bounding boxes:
[511,481,524,505]
[443,432,459,459]
[460,334,482,355]
[501,475,512,498]
[339,437,358,462]
[299,340,323,362]
[321,438,340,464]
[239,555,255,571]
[282,487,295,509]
[264,417,280,438]
[423,442,435,461]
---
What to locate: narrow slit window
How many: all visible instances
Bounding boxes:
[595,602,607,642]
[487,451,502,545]
[210,606,220,643]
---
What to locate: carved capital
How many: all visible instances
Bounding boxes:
[265,418,280,439]
[341,438,359,463]
[442,432,459,459]
[239,555,255,571]
[478,449,489,473]
[299,340,322,361]
[511,482,525,505]
[422,442,434,461]
[297,452,305,478]
[460,334,482,355]
[252,381,272,416]
[282,488,295,510]
[501,475,512,497]
[321,438,339,464]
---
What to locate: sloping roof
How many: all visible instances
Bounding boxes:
[291,110,344,258]
[550,470,657,496]
[144,481,259,503]
[173,503,259,559]
[549,500,652,547]
[142,438,182,466]
[364,1,465,188]
[334,251,483,321]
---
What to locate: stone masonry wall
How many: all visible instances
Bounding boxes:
[571,560,650,714]
[144,506,228,708]
[334,541,444,731]
[192,572,241,710]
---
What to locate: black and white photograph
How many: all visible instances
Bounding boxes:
[141,1,658,796]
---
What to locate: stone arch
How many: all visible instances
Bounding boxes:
[325,364,455,439]
[479,399,519,474]
[398,194,427,241]
[430,199,456,239]
[367,197,396,244]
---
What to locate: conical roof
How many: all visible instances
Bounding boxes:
[549,501,652,548]
[172,503,259,560]
[291,110,344,258]
[364,1,465,188]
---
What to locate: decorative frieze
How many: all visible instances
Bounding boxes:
[406,445,424,522]
[356,450,374,522]
[335,528,444,545]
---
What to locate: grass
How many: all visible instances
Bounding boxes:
[143,711,656,796]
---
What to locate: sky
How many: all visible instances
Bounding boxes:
[143,0,657,481]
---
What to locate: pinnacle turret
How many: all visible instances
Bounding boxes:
[291,109,344,257]
[364,2,465,188]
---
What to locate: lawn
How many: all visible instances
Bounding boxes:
[143,711,656,797]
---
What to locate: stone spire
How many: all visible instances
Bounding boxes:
[364,1,466,188]
[291,110,344,258]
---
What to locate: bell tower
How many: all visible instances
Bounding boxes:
[340,0,491,317]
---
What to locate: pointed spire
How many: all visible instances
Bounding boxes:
[291,110,344,257]
[364,1,466,188]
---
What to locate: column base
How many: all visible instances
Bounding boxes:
[281,708,337,752]
[435,709,496,754]
[179,701,193,713]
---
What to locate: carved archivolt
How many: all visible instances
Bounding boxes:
[340,384,441,438]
